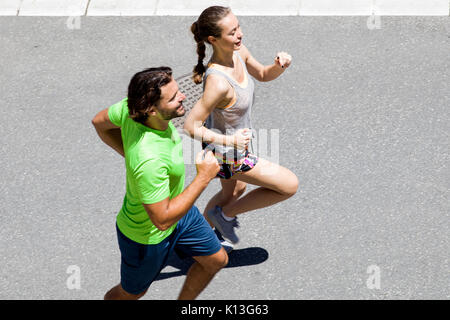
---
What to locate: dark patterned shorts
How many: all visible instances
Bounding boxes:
[202,143,258,179]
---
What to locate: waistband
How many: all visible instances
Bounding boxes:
[202,142,249,165]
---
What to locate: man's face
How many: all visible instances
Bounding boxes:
[155,78,186,120]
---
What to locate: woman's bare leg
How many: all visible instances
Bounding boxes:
[222,158,298,217]
[203,179,247,226]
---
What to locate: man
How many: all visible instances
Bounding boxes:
[92,67,228,300]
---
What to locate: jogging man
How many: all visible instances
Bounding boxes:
[92,67,228,300]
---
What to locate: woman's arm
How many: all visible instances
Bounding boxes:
[183,74,250,149]
[239,44,291,82]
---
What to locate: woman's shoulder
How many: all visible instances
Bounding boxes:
[236,44,251,63]
[204,72,232,95]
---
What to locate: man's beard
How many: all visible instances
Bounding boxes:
[160,106,185,120]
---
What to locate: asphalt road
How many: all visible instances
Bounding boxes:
[0,16,449,300]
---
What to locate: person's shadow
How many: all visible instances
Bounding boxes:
[156,247,269,281]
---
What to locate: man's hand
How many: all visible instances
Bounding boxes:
[195,150,220,181]
[144,150,219,231]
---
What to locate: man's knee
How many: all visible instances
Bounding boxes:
[202,248,229,274]
[218,248,229,268]
[134,288,148,299]
[214,249,229,271]
[104,284,148,300]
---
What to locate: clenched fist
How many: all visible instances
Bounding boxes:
[275,52,292,69]
[195,150,220,181]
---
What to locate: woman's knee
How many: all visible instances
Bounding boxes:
[279,172,299,197]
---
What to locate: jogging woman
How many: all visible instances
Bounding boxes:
[184,6,299,245]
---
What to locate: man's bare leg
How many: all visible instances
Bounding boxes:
[178,248,228,300]
[104,284,148,300]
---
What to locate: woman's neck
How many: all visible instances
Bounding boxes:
[211,49,235,68]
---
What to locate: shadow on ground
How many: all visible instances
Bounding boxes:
[156,247,269,281]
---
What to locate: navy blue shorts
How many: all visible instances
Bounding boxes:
[116,205,222,295]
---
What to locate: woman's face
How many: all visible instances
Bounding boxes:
[213,12,243,52]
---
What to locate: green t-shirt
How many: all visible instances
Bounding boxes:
[108,98,185,244]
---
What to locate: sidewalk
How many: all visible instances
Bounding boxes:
[1,0,449,16]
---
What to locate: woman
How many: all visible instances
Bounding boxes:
[184,6,298,245]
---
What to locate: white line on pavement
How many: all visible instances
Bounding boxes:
[0,0,448,16]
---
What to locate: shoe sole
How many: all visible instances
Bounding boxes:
[222,242,234,254]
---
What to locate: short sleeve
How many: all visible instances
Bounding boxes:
[134,159,171,204]
[108,99,129,127]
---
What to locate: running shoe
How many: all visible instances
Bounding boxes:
[207,206,239,244]
[214,228,234,253]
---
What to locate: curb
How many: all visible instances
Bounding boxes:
[1,0,449,16]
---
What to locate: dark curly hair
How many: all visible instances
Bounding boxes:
[127,67,173,124]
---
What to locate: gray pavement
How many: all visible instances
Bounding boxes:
[0,16,449,300]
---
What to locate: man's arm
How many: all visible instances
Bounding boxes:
[92,108,124,157]
[143,150,219,231]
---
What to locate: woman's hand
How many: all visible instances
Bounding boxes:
[233,128,251,150]
[275,52,292,69]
